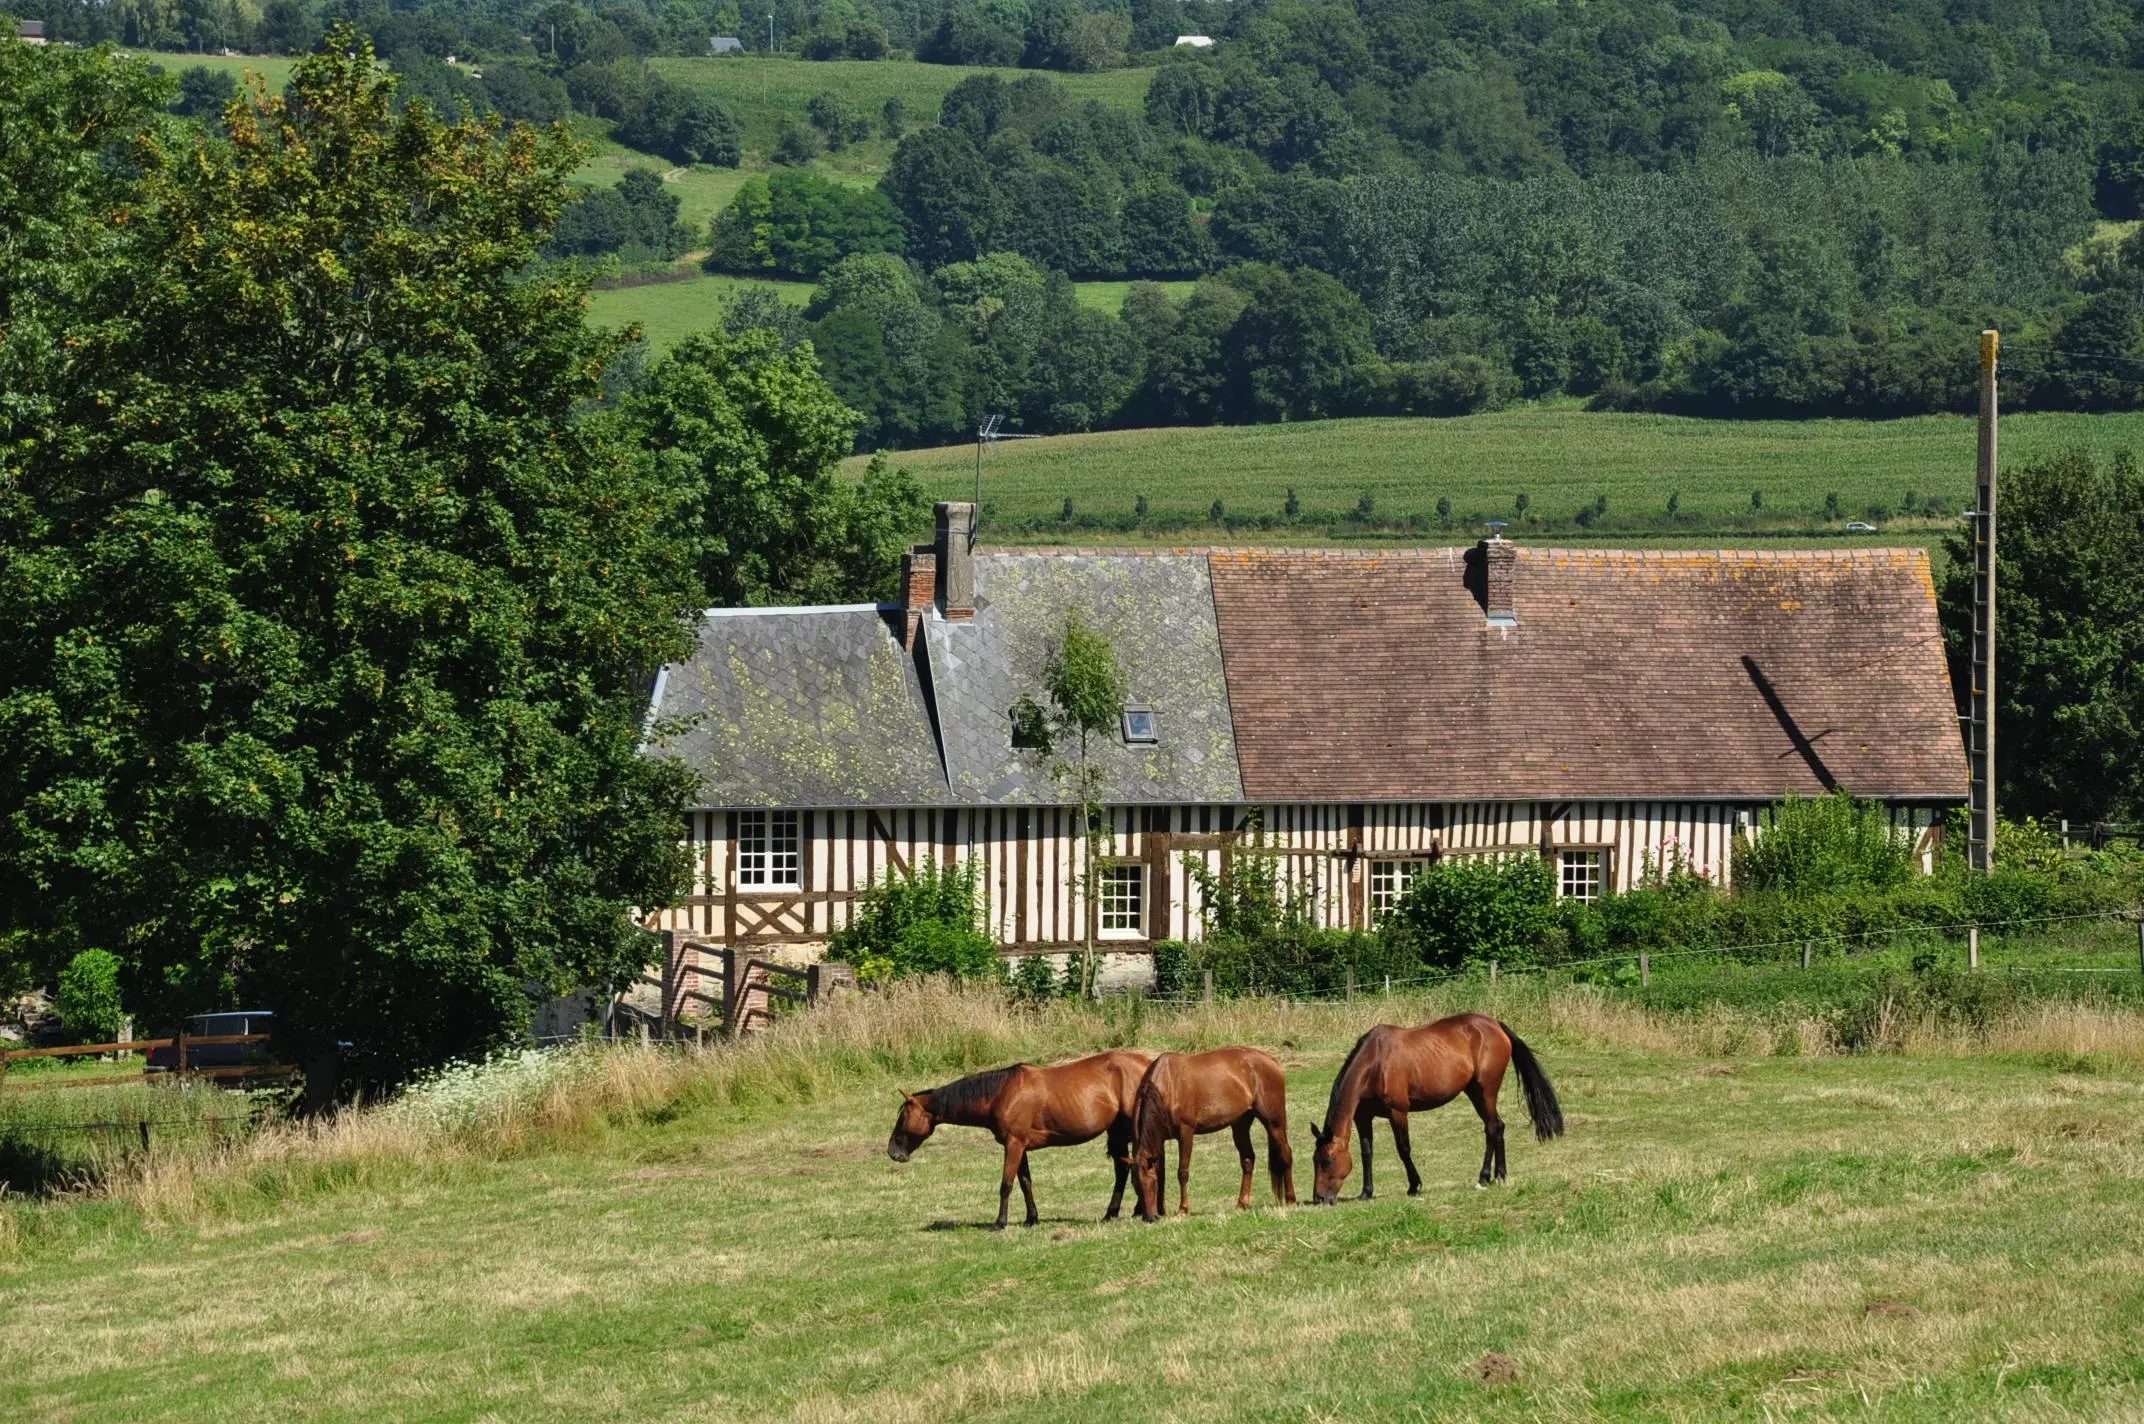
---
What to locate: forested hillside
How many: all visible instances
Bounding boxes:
[18,0,2144,446]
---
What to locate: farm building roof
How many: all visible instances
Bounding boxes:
[925,553,1244,805]
[646,533,1967,808]
[648,605,946,808]
[1206,545,1965,803]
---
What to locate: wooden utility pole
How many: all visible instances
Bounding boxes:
[1968,329,1999,873]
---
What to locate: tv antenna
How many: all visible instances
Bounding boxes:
[974,414,1038,545]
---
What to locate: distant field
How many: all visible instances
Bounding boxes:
[587,271,1197,351]
[1073,279,1198,313]
[586,273,814,349]
[848,407,2144,544]
[651,55,1152,156]
[126,48,296,90]
[567,145,763,234]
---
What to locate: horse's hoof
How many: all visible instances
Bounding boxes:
[1474,1181,1488,1191]
[1407,1187,1422,1197]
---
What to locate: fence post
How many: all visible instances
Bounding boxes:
[1639,953,1650,988]
[2135,918,2143,976]
[1802,940,1812,971]
[1490,959,1498,986]
[1201,968,1213,1006]
[660,930,680,1040]
[1968,925,1980,971]
[139,1120,151,1157]
[1383,974,1390,995]
[175,1030,188,1084]
[719,947,742,1036]
[807,962,824,1006]
[1345,967,1355,1002]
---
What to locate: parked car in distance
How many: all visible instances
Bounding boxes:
[145,1011,273,1072]
[1843,520,1877,532]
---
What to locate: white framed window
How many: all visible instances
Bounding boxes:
[1559,849,1604,902]
[1098,863,1145,938]
[737,809,801,890]
[1369,859,1424,921]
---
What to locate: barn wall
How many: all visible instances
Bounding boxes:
[643,800,1950,951]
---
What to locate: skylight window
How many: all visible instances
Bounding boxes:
[1121,706,1157,744]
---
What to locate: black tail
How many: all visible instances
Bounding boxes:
[1499,1022,1564,1141]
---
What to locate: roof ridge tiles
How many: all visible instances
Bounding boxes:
[981,544,1927,563]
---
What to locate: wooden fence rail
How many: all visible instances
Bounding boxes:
[616,936,856,1041]
[0,1034,291,1092]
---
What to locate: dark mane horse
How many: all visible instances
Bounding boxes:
[887,1050,1154,1228]
[1131,1047,1296,1220]
[1311,1014,1563,1203]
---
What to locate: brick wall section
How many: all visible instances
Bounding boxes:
[1206,546,1968,804]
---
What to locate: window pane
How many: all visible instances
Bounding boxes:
[737,810,767,887]
[1559,850,1602,902]
[1100,864,1143,933]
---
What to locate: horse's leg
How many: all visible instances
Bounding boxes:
[1463,1082,1506,1187]
[1103,1123,1132,1221]
[1176,1125,1195,1217]
[1354,1105,1378,1200]
[1388,1109,1424,1196]
[1017,1151,1039,1227]
[1265,1109,1296,1204]
[1231,1119,1256,1210]
[995,1139,1027,1228]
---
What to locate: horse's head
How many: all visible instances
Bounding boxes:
[886,1092,934,1162]
[1131,1140,1163,1221]
[1311,1124,1351,1205]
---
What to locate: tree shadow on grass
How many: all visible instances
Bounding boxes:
[923,1215,1093,1232]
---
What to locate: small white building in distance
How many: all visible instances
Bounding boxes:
[1174,34,1214,46]
[711,35,745,53]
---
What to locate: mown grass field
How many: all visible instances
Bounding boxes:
[853,407,2144,545]
[585,273,1196,352]
[128,48,298,91]
[7,967,2144,1422]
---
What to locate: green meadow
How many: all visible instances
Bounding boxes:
[850,406,2144,544]
[7,971,2144,1422]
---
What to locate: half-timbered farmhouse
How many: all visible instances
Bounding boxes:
[641,502,1967,982]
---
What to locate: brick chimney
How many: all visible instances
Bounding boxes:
[934,501,976,619]
[1479,536,1516,627]
[899,545,935,649]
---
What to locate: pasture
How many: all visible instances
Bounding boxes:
[585,273,1197,353]
[7,974,2144,1422]
[853,407,2144,544]
[127,48,298,91]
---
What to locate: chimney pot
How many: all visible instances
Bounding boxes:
[934,501,976,619]
[1479,537,1517,626]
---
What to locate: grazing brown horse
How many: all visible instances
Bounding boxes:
[1311,1015,1563,1203]
[887,1049,1154,1229]
[1131,1047,1296,1221]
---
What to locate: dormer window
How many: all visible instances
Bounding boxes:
[1121,706,1157,744]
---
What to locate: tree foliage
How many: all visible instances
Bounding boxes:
[0,34,701,1085]
[828,858,998,985]
[1938,448,2144,823]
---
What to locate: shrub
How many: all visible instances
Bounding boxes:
[829,859,1000,985]
[1382,853,1556,972]
[1150,939,1190,997]
[1733,790,1917,895]
[1011,952,1060,1002]
[55,949,126,1044]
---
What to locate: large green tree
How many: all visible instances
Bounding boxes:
[625,328,925,607]
[0,35,701,1085]
[1938,448,2144,823]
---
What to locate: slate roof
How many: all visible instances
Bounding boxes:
[925,554,1244,805]
[647,605,946,808]
[647,545,1967,809]
[1207,546,1967,803]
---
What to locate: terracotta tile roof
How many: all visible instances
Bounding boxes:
[1205,546,1967,804]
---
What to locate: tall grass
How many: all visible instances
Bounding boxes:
[27,974,2142,1233]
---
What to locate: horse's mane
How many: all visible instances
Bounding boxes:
[1133,1055,1173,1158]
[1322,1029,1379,1135]
[927,1064,1022,1118]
